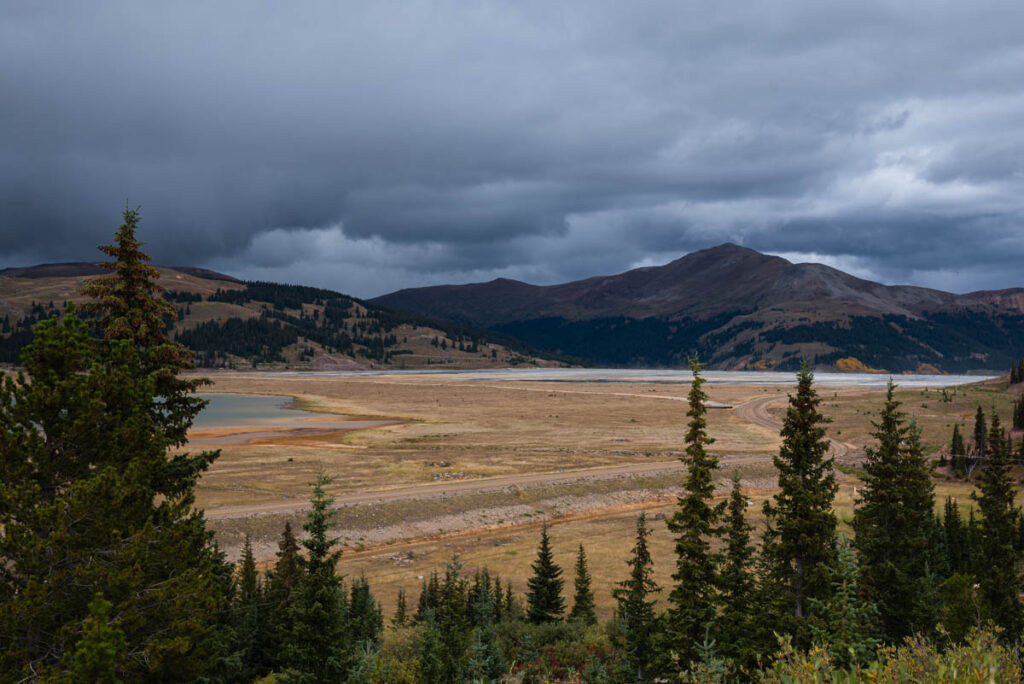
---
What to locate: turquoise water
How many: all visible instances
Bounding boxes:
[191,394,316,429]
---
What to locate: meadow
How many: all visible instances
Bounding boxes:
[192,370,1020,619]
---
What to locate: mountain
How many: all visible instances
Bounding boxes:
[371,244,1024,373]
[0,264,569,370]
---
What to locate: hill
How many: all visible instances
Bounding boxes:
[0,264,570,370]
[371,243,1024,373]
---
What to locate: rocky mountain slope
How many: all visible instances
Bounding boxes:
[372,244,1024,373]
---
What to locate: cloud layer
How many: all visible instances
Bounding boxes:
[3,1,1024,297]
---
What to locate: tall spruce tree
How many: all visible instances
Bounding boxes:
[526,523,565,624]
[0,209,231,680]
[853,382,938,641]
[233,534,264,680]
[1012,396,1024,430]
[718,474,756,666]
[665,357,724,666]
[758,362,838,649]
[950,423,967,474]
[263,521,304,671]
[973,406,987,458]
[973,413,1023,639]
[569,544,597,625]
[283,473,349,682]
[942,497,969,575]
[613,513,661,683]
[80,206,215,481]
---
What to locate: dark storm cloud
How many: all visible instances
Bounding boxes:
[3,1,1024,297]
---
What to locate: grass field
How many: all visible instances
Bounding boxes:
[192,371,1022,618]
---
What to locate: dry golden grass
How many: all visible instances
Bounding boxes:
[188,371,1022,618]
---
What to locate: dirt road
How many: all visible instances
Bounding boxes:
[733,394,850,459]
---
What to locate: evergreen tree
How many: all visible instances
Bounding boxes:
[263,521,304,671]
[613,513,661,683]
[1012,396,1024,430]
[435,555,471,681]
[942,497,969,575]
[80,206,215,477]
[0,211,231,680]
[718,474,756,666]
[973,413,1023,639]
[349,575,384,648]
[853,382,938,641]
[283,473,349,682]
[809,535,878,669]
[63,594,127,684]
[526,523,565,624]
[415,572,441,624]
[417,609,445,684]
[393,588,409,627]
[973,406,987,458]
[664,357,724,665]
[569,544,597,625]
[234,534,264,680]
[466,568,504,681]
[758,362,838,649]
[951,424,966,474]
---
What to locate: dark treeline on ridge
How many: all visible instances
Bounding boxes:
[3,210,1024,682]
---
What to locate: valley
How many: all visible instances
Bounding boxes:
[192,369,1016,618]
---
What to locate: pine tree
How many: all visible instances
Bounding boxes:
[759,362,838,649]
[234,534,264,679]
[526,523,565,624]
[435,555,471,681]
[853,382,938,641]
[283,473,349,681]
[1012,396,1024,430]
[569,544,597,625]
[349,575,384,647]
[951,423,966,474]
[613,513,661,683]
[393,588,409,627]
[0,211,231,680]
[63,594,127,684]
[417,609,445,684]
[665,357,724,665]
[718,474,756,666]
[973,412,1023,639]
[809,535,878,668]
[466,568,504,681]
[943,497,969,575]
[263,521,304,670]
[80,205,214,471]
[973,406,987,458]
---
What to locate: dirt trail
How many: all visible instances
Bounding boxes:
[206,454,763,520]
[733,394,851,459]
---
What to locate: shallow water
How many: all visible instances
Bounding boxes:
[191,393,316,429]
[211,368,990,389]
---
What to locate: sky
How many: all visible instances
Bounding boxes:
[3,1,1024,298]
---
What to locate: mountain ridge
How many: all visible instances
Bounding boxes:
[371,243,1024,372]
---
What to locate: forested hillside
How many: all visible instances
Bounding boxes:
[0,267,572,370]
[374,244,1024,373]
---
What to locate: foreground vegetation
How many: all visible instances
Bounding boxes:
[2,210,1024,682]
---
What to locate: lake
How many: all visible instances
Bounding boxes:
[208,368,991,389]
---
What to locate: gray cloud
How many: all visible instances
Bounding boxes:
[2,1,1024,297]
